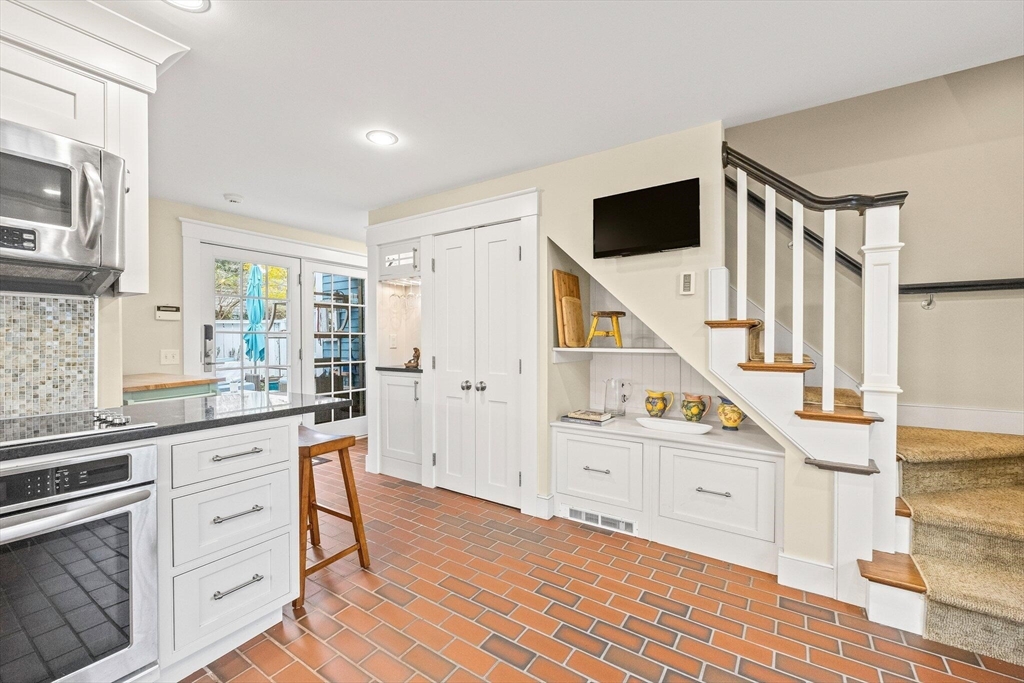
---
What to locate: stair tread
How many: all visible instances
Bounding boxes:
[858,550,926,593]
[739,359,815,372]
[804,386,862,409]
[897,426,1024,464]
[705,319,762,328]
[903,485,1024,542]
[916,553,1024,624]
[795,404,883,425]
[895,497,911,518]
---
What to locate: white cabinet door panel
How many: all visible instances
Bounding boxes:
[434,229,476,495]
[380,373,421,464]
[474,223,520,507]
[658,446,775,541]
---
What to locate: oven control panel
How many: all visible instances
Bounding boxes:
[0,455,130,508]
[0,227,37,251]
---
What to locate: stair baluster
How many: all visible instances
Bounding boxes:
[736,169,748,321]
[763,186,776,363]
[822,209,837,412]
[792,200,804,368]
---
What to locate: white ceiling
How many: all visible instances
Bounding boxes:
[98,1,1023,241]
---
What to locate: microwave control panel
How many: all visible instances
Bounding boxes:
[0,455,130,509]
[0,227,37,251]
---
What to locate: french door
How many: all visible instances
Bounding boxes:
[301,261,368,435]
[434,222,521,507]
[198,244,301,400]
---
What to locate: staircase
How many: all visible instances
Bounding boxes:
[708,144,1023,666]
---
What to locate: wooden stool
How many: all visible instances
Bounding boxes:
[585,310,626,348]
[293,426,370,608]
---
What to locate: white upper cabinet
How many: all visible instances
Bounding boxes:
[379,240,422,280]
[0,0,188,295]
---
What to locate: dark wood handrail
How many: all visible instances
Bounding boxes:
[725,176,1023,296]
[723,142,908,213]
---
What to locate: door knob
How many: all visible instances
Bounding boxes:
[461,381,472,391]
[475,381,487,392]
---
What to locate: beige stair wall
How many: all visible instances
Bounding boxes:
[370,121,836,567]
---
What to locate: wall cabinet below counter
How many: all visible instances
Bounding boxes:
[379,369,422,482]
[551,416,785,573]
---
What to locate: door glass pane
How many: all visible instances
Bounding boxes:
[351,391,366,418]
[0,514,131,683]
[309,269,366,426]
[0,152,74,228]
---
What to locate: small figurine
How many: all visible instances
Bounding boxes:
[405,347,421,369]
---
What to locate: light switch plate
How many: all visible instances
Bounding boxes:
[389,334,398,349]
[160,349,180,365]
[679,271,695,295]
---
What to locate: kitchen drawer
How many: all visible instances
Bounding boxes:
[172,469,291,566]
[658,446,775,541]
[555,431,643,511]
[172,426,289,488]
[173,533,291,651]
[0,42,107,147]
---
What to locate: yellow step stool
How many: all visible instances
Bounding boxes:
[585,310,625,348]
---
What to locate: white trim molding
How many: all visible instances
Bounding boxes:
[777,552,836,599]
[898,403,1024,436]
[866,582,926,635]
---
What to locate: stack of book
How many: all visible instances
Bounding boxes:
[560,410,614,426]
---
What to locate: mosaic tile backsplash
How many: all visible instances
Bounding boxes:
[1,295,96,418]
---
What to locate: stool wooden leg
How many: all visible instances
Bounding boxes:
[585,315,599,347]
[292,454,312,609]
[611,316,623,348]
[338,447,371,569]
[307,466,321,547]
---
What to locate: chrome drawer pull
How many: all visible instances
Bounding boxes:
[696,487,732,498]
[213,573,264,600]
[212,504,264,524]
[212,447,263,461]
[583,466,611,474]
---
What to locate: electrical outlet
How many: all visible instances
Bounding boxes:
[160,349,180,365]
[389,334,398,349]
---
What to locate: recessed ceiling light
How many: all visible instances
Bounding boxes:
[366,130,399,146]
[224,193,243,204]
[163,0,211,12]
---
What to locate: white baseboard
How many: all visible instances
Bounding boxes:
[866,582,926,635]
[898,403,1023,435]
[777,552,835,599]
[534,494,555,519]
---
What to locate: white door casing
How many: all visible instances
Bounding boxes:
[433,229,477,496]
[473,222,521,507]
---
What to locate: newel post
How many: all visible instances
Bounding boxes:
[860,204,903,554]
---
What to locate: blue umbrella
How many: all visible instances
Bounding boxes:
[244,265,266,362]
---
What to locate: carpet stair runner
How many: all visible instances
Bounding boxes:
[897,426,1024,665]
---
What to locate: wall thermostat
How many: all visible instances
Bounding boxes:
[156,305,181,321]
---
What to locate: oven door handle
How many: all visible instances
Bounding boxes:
[81,161,105,249]
[0,487,150,544]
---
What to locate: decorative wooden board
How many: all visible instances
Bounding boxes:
[552,269,581,347]
[562,297,586,347]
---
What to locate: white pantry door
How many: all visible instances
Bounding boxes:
[433,229,476,496]
[473,223,521,507]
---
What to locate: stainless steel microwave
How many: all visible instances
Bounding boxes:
[0,119,126,296]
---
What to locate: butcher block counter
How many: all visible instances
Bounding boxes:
[123,373,220,404]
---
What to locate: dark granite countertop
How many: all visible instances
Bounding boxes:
[0,393,349,461]
[376,366,423,374]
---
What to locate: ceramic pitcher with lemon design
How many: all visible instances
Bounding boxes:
[644,390,674,418]
[681,393,712,423]
[717,396,746,431]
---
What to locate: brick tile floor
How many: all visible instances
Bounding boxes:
[183,440,1024,683]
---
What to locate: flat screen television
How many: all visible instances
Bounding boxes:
[593,178,700,259]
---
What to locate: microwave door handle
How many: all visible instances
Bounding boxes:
[0,487,150,544]
[81,161,105,249]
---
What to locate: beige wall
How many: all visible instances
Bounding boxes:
[119,199,366,378]
[370,122,835,565]
[725,56,1024,412]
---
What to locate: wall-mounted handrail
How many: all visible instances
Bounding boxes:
[723,142,908,213]
[725,175,1024,297]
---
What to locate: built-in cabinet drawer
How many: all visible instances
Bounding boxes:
[0,42,107,147]
[171,426,289,488]
[172,469,292,566]
[556,432,643,511]
[658,446,775,541]
[172,533,292,651]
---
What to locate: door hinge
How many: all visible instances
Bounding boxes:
[298,273,302,285]
[299,348,303,361]
[519,359,522,374]
[432,356,436,369]
[518,246,522,261]
[431,258,435,272]
[432,453,437,466]
[518,472,522,487]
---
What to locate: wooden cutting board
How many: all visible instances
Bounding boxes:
[562,297,586,347]
[552,269,581,347]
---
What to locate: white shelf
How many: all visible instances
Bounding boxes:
[551,346,679,363]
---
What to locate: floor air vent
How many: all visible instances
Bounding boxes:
[565,505,638,536]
